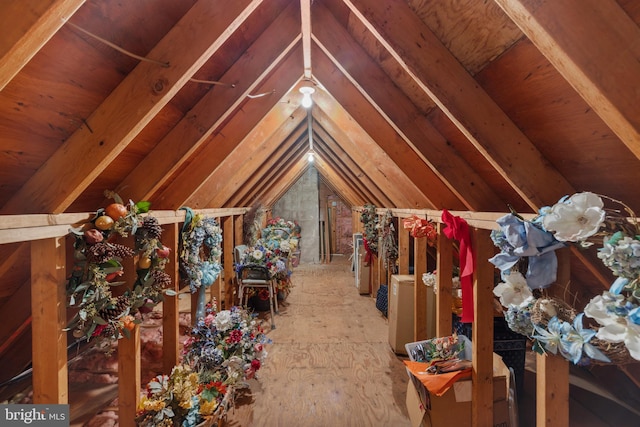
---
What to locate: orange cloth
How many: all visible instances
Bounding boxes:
[404,360,472,397]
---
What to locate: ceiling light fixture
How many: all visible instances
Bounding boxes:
[299,86,315,109]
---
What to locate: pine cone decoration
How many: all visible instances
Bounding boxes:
[139,216,162,239]
[98,324,117,339]
[98,295,131,321]
[150,269,172,289]
[87,242,135,264]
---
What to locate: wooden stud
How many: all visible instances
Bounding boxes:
[471,228,494,427]
[161,223,180,373]
[413,234,428,341]
[435,222,453,337]
[30,237,67,404]
[537,247,570,427]
[222,216,235,309]
[118,324,141,427]
[397,225,410,275]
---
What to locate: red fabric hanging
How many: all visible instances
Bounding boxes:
[441,209,475,323]
[363,237,374,265]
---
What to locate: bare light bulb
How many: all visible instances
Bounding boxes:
[299,86,315,109]
[307,152,314,162]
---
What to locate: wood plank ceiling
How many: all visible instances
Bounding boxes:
[1,0,640,403]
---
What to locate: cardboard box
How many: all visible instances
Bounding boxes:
[405,353,511,427]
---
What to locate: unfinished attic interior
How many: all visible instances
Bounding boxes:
[1,0,640,425]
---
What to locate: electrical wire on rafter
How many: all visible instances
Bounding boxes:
[63,19,170,68]
[247,89,276,99]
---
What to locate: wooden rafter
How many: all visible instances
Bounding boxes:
[312,41,462,209]
[118,1,301,203]
[200,109,308,208]
[311,90,429,207]
[313,3,504,211]
[495,0,640,158]
[1,0,264,214]
[313,125,398,207]
[0,0,86,91]
[344,0,574,211]
[152,44,304,209]
[300,0,312,79]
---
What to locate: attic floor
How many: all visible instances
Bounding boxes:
[66,256,639,426]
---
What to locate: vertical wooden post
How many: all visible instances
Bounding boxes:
[371,255,379,295]
[413,235,428,341]
[162,223,180,373]
[324,216,331,263]
[31,237,68,404]
[222,215,235,308]
[397,225,410,275]
[435,223,453,337]
[472,228,494,427]
[537,247,570,427]
[118,324,140,427]
[234,214,244,246]
[536,353,569,427]
[210,217,223,306]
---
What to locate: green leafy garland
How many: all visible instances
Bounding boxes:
[66,192,173,342]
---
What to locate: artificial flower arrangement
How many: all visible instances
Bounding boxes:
[179,208,223,293]
[236,240,293,297]
[408,334,465,364]
[66,191,173,343]
[422,267,462,316]
[402,214,437,243]
[182,303,270,384]
[262,216,301,254]
[490,191,640,365]
[136,303,270,427]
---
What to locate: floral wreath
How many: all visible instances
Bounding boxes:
[360,204,379,260]
[490,192,640,365]
[179,207,223,293]
[66,191,173,342]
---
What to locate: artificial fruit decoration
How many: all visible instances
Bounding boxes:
[156,245,171,258]
[95,215,114,230]
[84,228,104,245]
[105,202,128,220]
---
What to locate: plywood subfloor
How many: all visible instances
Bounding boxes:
[225,256,412,427]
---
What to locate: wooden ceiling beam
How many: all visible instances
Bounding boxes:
[300,0,312,79]
[238,146,309,208]
[118,1,301,203]
[257,159,311,208]
[151,45,304,209]
[314,113,408,207]
[313,3,504,211]
[494,0,640,158]
[314,45,444,209]
[313,157,364,206]
[200,109,307,208]
[312,136,381,205]
[0,0,86,91]
[0,0,264,214]
[344,0,575,211]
